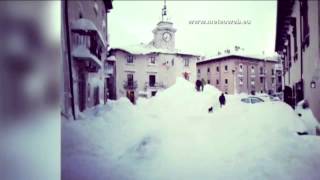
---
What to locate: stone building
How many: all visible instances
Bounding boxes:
[61,0,112,120]
[110,6,199,103]
[275,0,320,123]
[197,54,280,95]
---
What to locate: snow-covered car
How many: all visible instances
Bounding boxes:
[241,97,264,104]
[270,95,281,101]
[256,94,271,102]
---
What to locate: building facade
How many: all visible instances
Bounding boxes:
[61,0,112,119]
[275,0,320,122]
[110,21,199,103]
[197,55,280,95]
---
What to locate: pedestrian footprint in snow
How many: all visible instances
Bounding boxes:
[219,93,226,108]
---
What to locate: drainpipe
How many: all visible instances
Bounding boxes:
[64,0,76,120]
[299,1,304,100]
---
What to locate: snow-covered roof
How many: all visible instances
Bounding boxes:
[106,55,116,61]
[198,51,278,64]
[111,43,200,57]
[72,45,102,68]
[71,18,107,48]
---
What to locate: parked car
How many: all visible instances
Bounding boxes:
[270,95,281,101]
[256,94,271,102]
[241,97,265,104]
[269,93,282,101]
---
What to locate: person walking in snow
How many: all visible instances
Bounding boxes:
[219,93,226,107]
[195,79,202,92]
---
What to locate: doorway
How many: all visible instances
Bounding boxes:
[78,71,86,112]
[127,90,135,104]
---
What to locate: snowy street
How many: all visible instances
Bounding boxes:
[62,78,320,180]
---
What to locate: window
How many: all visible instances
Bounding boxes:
[87,83,91,98]
[260,67,264,74]
[251,66,255,73]
[290,17,298,61]
[149,75,156,87]
[216,79,219,85]
[251,97,263,104]
[239,78,243,85]
[127,74,134,87]
[207,80,210,84]
[260,77,264,83]
[216,66,220,72]
[197,69,200,73]
[300,0,310,50]
[287,33,292,68]
[171,59,174,66]
[239,64,243,72]
[150,56,156,64]
[207,67,210,73]
[278,76,282,83]
[241,98,250,103]
[184,58,190,67]
[225,79,228,84]
[271,69,274,75]
[224,65,228,71]
[127,55,134,64]
[271,77,275,84]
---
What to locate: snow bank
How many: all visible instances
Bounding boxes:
[295,100,320,135]
[62,78,320,180]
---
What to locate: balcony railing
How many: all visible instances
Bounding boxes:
[123,80,137,90]
[144,82,166,89]
[259,72,265,76]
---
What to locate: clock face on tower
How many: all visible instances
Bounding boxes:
[162,32,172,42]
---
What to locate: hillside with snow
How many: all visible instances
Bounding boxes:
[62,78,320,180]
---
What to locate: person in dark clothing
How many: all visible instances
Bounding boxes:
[219,93,226,107]
[195,79,202,92]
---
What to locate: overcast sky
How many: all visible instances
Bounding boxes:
[109,0,277,57]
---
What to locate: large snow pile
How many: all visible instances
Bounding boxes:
[295,100,320,135]
[62,78,320,180]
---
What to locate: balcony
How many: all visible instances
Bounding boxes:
[71,18,106,48]
[259,72,265,77]
[123,80,137,90]
[144,82,166,90]
[71,19,107,72]
[72,45,102,71]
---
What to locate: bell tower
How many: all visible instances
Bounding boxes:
[150,0,176,50]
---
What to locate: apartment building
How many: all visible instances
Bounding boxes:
[275,0,320,122]
[61,0,113,119]
[197,54,280,95]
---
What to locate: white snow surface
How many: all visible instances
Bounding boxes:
[295,100,320,135]
[62,78,320,180]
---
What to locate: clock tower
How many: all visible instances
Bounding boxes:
[150,0,176,50]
